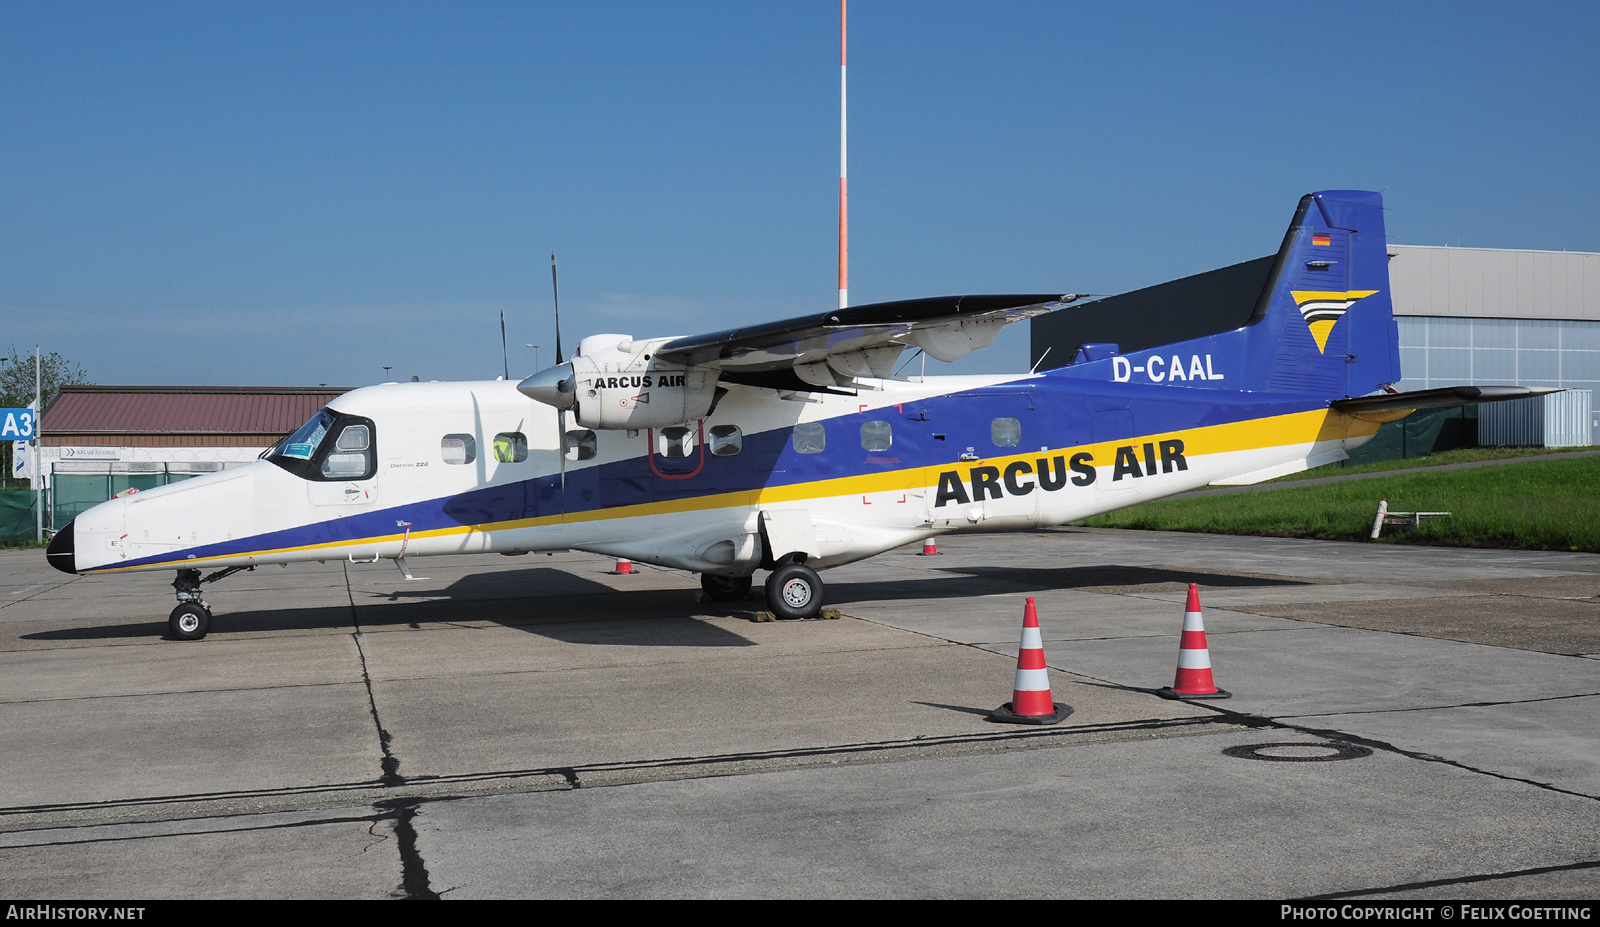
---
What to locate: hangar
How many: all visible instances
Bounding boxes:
[36,385,347,527]
[1032,244,1600,449]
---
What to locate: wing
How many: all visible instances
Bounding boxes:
[655,293,1081,391]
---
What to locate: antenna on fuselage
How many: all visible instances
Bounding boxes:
[499,310,510,380]
[551,253,564,364]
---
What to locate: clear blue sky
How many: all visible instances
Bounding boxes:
[4,1,1598,387]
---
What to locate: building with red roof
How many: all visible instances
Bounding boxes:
[34,385,350,526]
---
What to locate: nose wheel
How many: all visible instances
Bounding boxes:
[165,565,251,641]
[764,562,824,620]
[168,602,213,641]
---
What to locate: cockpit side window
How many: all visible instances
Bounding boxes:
[268,408,378,481]
[321,424,373,478]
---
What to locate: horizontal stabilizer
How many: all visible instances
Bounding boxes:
[1332,386,1562,414]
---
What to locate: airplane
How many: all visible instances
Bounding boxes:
[45,190,1552,640]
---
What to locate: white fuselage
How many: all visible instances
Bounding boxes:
[66,374,1379,578]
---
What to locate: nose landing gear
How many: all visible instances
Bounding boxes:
[168,602,212,641]
[167,565,253,641]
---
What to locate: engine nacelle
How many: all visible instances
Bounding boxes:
[518,334,718,430]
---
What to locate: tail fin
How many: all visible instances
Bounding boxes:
[1247,190,1401,397]
[1051,190,1401,400]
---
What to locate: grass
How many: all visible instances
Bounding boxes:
[1266,445,1595,483]
[1079,455,1600,552]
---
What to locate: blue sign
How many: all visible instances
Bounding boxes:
[1,408,35,440]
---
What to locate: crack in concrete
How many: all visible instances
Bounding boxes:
[1309,857,1600,899]
[0,678,372,706]
[344,562,401,789]
[0,575,81,609]
[343,564,435,900]
[1278,690,1600,720]
[862,603,1600,806]
[375,799,438,900]
[1236,713,1600,804]
[0,714,1233,825]
[0,811,390,849]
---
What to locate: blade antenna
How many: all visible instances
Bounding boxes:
[550,253,564,365]
[500,310,510,379]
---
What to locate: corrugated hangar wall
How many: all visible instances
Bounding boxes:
[1030,245,1600,445]
[1388,246,1600,397]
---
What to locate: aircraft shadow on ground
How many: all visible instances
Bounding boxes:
[22,567,757,647]
[825,564,1310,606]
[19,565,1303,645]
[19,606,353,642]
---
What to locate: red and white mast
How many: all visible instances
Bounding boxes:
[838,0,848,309]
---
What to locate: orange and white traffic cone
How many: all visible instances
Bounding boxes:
[611,558,635,575]
[918,537,941,556]
[1158,583,1231,700]
[989,597,1073,725]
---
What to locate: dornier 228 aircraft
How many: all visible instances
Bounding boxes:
[48,190,1551,640]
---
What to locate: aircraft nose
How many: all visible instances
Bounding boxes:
[46,520,76,574]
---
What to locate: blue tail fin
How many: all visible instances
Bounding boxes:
[1249,190,1401,397]
[1052,190,1401,400]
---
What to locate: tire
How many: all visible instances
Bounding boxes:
[764,562,824,620]
[700,573,753,601]
[168,603,212,641]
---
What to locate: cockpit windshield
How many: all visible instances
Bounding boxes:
[266,408,376,481]
[275,410,335,461]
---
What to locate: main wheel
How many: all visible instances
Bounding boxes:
[168,603,212,641]
[764,562,824,620]
[701,573,753,601]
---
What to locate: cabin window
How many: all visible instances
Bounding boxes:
[442,434,476,465]
[320,423,373,478]
[565,430,597,461]
[792,422,826,454]
[991,417,1022,448]
[657,425,695,459]
[709,424,743,457]
[860,420,892,452]
[493,432,528,463]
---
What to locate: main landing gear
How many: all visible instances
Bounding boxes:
[168,565,253,641]
[763,561,824,621]
[698,561,826,620]
[700,573,753,601]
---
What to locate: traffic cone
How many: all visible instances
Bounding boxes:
[918,537,941,556]
[1158,583,1231,700]
[611,558,635,575]
[989,597,1073,725]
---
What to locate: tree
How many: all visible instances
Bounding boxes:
[1,347,91,489]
